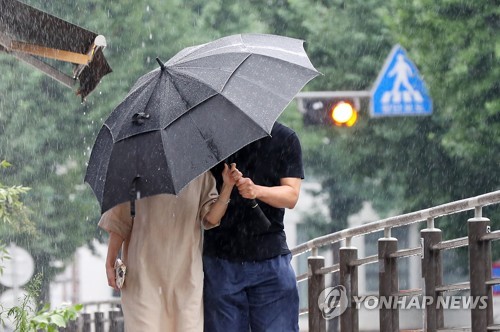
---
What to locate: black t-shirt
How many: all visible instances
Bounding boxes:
[203,122,304,261]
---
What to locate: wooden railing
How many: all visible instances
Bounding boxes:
[290,190,500,331]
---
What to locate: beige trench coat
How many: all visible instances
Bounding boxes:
[98,172,217,332]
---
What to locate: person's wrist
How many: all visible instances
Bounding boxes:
[217,197,231,205]
[221,182,234,193]
[253,185,262,200]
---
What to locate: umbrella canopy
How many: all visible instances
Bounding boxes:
[0,0,112,99]
[85,33,319,214]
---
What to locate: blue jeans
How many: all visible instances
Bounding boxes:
[203,254,299,332]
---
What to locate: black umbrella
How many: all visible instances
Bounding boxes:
[0,0,112,99]
[85,33,319,219]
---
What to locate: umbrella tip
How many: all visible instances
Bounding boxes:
[156,57,166,71]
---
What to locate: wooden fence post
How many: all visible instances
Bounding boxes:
[82,313,91,332]
[309,256,326,332]
[94,312,105,332]
[468,216,493,331]
[421,227,443,332]
[109,309,125,332]
[379,237,399,332]
[339,247,358,332]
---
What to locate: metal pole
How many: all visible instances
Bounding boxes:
[295,91,372,99]
[309,256,326,332]
[339,247,358,332]
[421,228,443,331]
[468,217,493,331]
[379,237,399,332]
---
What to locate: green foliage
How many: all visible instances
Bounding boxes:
[275,0,499,234]
[0,161,33,233]
[378,0,500,237]
[0,243,10,277]
[0,163,82,331]
[1,273,82,332]
[389,0,500,172]
[28,302,82,332]
[0,185,31,225]
[193,0,267,35]
[276,0,500,276]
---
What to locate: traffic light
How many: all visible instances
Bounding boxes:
[329,101,357,127]
[298,97,359,127]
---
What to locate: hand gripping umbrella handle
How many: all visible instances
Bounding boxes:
[247,199,272,233]
[226,162,271,233]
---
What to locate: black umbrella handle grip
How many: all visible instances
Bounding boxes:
[248,199,272,233]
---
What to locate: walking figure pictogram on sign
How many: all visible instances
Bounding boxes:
[370,45,432,117]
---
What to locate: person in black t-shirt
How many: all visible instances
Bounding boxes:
[203,122,303,332]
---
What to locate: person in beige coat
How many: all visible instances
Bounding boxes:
[99,164,240,332]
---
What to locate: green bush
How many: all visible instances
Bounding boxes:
[0,160,82,331]
[2,274,82,332]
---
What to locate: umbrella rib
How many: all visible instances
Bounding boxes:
[168,55,245,93]
[155,69,231,132]
[185,43,246,60]
[218,55,291,102]
[184,104,269,163]
[173,53,317,94]
[123,69,160,99]
[172,40,246,64]
[106,72,163,142]
[163,70,197,116]
[168,55,250,94]
[142,70,167,115]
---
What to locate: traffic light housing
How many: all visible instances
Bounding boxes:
[299,97,359,127]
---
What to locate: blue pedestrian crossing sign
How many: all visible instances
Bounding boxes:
[370,45,432,117]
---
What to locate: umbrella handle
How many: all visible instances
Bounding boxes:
[129,176,141,218]
[247,199,271,233]
[224,160,271,232]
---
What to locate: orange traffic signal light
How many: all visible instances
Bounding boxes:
[300,98,359,127]
[330,101,358,127]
